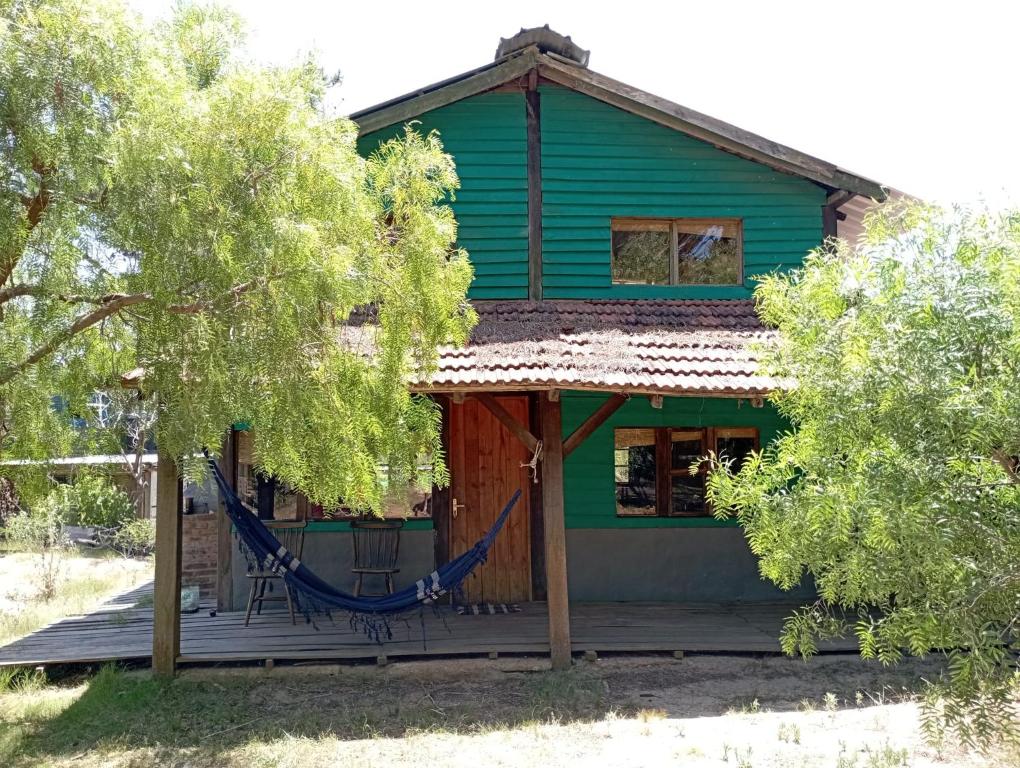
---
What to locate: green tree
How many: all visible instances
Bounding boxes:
[0,1,474,510]
[705,203,1020,745]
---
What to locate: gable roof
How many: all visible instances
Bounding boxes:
[416,299,779,397]
[351,44,886,202]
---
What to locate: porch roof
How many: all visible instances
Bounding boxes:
[418,299,779,397]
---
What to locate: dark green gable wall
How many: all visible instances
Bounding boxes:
[541,86,825,299]
[358,87,826,301]
[562,391,787,529]
[357,92,529,299]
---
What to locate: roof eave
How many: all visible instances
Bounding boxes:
[412,383,775,398]
[351,50,886,202]
[351,48,539,136]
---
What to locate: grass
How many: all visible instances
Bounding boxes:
[0,656,1015,768]
[0,663,610,767]
[0,548,152,646]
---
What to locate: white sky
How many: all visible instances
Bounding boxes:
[130,0,1019,207]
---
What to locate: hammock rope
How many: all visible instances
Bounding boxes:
[206,455,521,641]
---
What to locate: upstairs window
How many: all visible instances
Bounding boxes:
[611,218,742,286]
[615,426,758,517]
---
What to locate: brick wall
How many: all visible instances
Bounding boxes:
[182,512,218,601]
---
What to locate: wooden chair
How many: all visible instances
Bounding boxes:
[350,518,404,596]
[244,521,306,626]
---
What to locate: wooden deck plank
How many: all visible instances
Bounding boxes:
[0,602,857,667]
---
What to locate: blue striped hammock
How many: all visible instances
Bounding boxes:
[206,456,521,640]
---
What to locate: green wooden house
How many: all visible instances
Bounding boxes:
[210,28,886,668]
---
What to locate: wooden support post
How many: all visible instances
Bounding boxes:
[526,69,543,302]
[823,190,854,242]
[216,428,237,613]
[540,391,571,670]
[152,450,182,677]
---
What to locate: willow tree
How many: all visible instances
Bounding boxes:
[705,203,1020,745]
[0,0,474,510]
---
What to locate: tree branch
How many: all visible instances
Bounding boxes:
[0,284,118,306]
[0,292,149,386]
[1,158,54,287]
[991,451,1019,485]
[0,273,291,386]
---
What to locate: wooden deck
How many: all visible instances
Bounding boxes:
[0,597,857,667]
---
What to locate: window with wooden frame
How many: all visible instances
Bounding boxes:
[237,431,431,521]
[611,218,743,286]
[305,464,433,521]
[615,426,759,517]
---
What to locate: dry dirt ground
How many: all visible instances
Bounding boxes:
[0,550,152,645]
[230,655,1016,768]
[4,653,1016,768]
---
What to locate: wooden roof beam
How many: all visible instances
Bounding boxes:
[473,392,539,454]
[563,393,628,458]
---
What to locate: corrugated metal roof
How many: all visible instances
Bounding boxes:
[417,299,778,396]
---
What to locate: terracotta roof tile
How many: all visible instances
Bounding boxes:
[418,299,778,396]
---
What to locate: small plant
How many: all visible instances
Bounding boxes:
[863,741,909,768]
[111,518,155,557]
[636,708,666,722]
[0,666,46,693]
[823,691,840,712]
[4,500,65,552]
[51,473,135,529]
[777,722,801,744]
[729,697,763,715]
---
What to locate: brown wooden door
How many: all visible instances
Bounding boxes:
[449,395,532,603]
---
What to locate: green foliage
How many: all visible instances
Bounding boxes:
[0,0,474,512]
[48,473,134,529]
[704,202,1020,746]
[3,500,63,551]
[111,517,154,556]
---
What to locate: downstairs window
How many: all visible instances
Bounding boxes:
[614,426,758,517]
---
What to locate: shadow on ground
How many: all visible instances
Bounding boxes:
[1,653,947,766]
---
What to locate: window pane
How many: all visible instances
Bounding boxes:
[612,225,671,285]
[676,220,741,284]
[671,475,707,516]
[615,428,657,515]
[671,429,705,471]
[716,435,757,471]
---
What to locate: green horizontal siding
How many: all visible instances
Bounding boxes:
[540,86,825,299]
[562,391,788,529]
[358,92,528,300]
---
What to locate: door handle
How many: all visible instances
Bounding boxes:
[452,497,466,519]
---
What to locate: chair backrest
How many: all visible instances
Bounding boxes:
[266,521,306,560]
[350,518,403,570]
